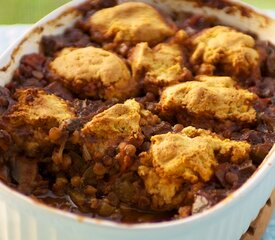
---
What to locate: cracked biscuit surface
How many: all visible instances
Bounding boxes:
[2,89,75,155]
[49,46,138,100]
[88,2,175,45]
[81,99,144,160]
[190,26,259,77]
[160,75,257,123]
[138,127,250,208]
[129,42,190,91]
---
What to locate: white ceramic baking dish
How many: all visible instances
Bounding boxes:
[0,1,275,240]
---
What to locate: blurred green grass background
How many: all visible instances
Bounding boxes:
[0,0,275,24]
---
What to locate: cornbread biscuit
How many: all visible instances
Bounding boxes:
[138,165,185,209]
[81,99,144,160]
[138,127,251,208]
[49,46,138,100]
[190,26,259,77]
[194,75,236,87]
[88,2,175,45]
[3,89,75,155]
[160,75,257,122]
[129,42,190,90]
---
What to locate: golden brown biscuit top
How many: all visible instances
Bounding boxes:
[180,127,251,163]
[160,75,257,122]
[129,42,190,88]
[190,26,259,77]
[138,165,185,209]
[138,126,250,208]
[6,89,75,127]
[2,89,76,155]
[140,127,250,183]
[49,46,138,100]
[88,2,175,45]
[194,75,236,88]
[81,99,144,159]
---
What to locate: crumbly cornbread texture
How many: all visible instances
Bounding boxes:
[138,127,251,208]
[3,89,75,155]
[160,75,257,123]
[49,46,138,100]
[81,99,144,160]
[88,2,175,45]
[129,42,190,89]
[190,26,259,77]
